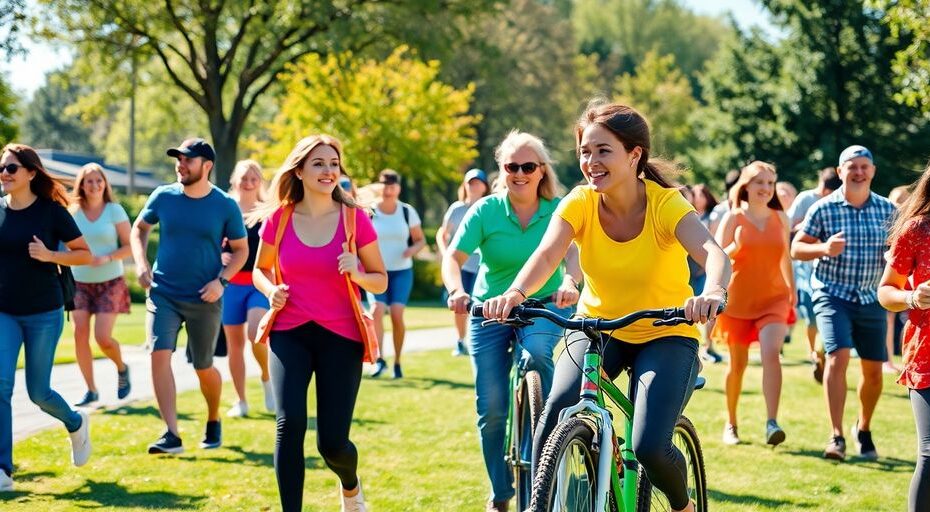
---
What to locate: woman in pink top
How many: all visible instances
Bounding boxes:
[251,135,387,512]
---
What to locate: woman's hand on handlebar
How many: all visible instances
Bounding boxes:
[482,289,525,322]
[684,286,726,324]
[447,289,471,315]
[554,276,580,309]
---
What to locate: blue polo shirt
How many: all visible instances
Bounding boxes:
[140,183,246,302]
[799,187,895,304]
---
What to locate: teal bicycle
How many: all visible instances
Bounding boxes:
[506,338,544,511]
[474,300,710,512]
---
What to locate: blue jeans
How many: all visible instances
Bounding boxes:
[468,302,570,502]
[0,308,82,476]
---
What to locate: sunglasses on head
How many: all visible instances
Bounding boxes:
[504,162,543,174]
[1,163,22,175]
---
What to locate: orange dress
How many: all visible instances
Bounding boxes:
[714,209,792,345]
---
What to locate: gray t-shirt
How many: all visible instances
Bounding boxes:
[787,188,823,228]
[442,200,480,273]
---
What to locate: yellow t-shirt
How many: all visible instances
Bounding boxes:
[556,180,699,343]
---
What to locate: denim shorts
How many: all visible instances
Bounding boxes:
[812,293,887,361]
[368,267,414,306]
[796,288,816,325]
[221,283,269,325]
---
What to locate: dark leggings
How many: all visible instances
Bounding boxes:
[534,332,699,510]
[269,321,364,512]
[910,387,930,512]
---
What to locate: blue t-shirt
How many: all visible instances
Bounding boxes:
[140,183,246,302]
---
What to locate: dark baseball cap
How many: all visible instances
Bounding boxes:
[167,138,216,161]
[378,169,401,185]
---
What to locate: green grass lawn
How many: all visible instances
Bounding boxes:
[26,303,452,369]
[7,329,915,510]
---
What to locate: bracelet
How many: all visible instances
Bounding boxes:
[565,275,581,290]
[907,291,917,310]
[447,288,460,297]
[507,287,528,300]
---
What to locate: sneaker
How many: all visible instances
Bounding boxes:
[486,500,510,512]
[722,424,740,445]
[765,419,786,446]
[117,367,131,400]
[262,379,276,412]
[226,401,249,418]
[200,420,222,449]
[0,470,11,491]
[340,479,368,512]
[706,347,724,363]
[852,422,879,460]
[451,339,469,357]
[370,358,387,378]
[74,390,98,407]
[393,363,403,379]
[823,435,846,460]
[148,430,184,455]
[68,410,92,467]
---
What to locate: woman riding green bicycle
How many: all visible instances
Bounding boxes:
[482,102,731,512]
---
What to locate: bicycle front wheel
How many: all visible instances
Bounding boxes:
[515,370,544,510]
[635,415,707,512]
[529,417,600,512]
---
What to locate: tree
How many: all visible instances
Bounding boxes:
[0,0,26,57]
[871,0,930,114]
[248,47,479,211]
[18,71,94,152]
[41,0,493,185]
[0,77,16,145]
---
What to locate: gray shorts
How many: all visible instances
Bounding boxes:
[146,290,222,370]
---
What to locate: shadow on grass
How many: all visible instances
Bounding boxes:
[374,376,473,391]
[102,404,193,421]
[709,488,817,509]
[198,445,278,468]
[12,470,55,482]
[782,448,915,472]
[50,479,205,509]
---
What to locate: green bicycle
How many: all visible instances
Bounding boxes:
[505,337,544,511]
[474,300,709,512]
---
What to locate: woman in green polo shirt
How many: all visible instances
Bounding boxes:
[442,130,582,512]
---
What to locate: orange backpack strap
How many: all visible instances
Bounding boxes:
[271,206,294,285]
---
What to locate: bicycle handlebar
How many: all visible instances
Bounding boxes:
[470,301,725,330]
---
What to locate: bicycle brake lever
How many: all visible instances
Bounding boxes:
[481,318,535,328]
[652,318,693,327]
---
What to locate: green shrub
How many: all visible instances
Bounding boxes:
[410,257,443,302]
[124,270,147,304]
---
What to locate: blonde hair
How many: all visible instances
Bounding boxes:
[70,162,115,208]
[248,135,358,225]
[492,130,563,200]
[229,159,267,202]
[889,185,912,208]
[730,161,782,211]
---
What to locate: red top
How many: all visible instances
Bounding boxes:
[888,217,930,390]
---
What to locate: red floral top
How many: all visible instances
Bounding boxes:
[888,217,930,390]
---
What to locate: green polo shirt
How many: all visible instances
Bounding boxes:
[449,192,564,301]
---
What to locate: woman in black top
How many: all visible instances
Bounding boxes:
[0,144,94,491]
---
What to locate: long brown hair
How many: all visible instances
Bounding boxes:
[888,163,930,246]
[2,143,69,206]
[249,135,357,224]
[730,161,783,211]
[575,102,678,188]
[691,184,718,213]
[71,162,116,208]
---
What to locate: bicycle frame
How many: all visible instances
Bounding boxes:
[504,340,530,473]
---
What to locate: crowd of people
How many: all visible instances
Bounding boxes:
[0,97,929,512]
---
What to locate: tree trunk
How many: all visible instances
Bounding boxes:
[212,129,238,186]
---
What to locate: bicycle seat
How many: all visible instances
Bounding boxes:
[694,376,706,390]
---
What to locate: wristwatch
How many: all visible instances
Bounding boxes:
[218,276,230,288]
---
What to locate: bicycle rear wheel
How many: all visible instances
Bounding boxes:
[635,415,707,512]
[529,417,601,512]
[515,370,544,510]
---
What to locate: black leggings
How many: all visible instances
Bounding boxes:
[269,321,364,512]
[910,387,930,512]
[534,332,699,510]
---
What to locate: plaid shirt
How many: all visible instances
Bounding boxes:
[799,188,895,304]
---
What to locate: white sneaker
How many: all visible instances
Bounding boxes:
[262,379,276,412]
[0,471,12,491]
[722,423,740,446]
[340,479,367,512]
[69,410,92,467]
[226,401,249,418]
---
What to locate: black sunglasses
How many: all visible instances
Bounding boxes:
[504,162,543,174]
[1,163,22,175]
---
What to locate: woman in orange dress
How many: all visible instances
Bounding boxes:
[714,161,794,446]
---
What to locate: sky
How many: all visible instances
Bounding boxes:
[2,0,776,99]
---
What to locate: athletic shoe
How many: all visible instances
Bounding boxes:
[74,390,98,407]
[765,419,786,446]
[117,367,132,400]
[148,430,184,455]
[823,435,846,460]
[393,364,403,379]
[226,401,248,418]
[486,500,509,512]
[703,347,724,364]
[451,339,468,357]
[370,358,387,378]
[340,479,368,512]
[200,420,222,449]
[262,379,276,412]
[722,424,740,445]
[0,471,12,492]
[69,410,92,467]
[852,422,879,460]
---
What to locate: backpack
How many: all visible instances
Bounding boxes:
[400,203,413,247]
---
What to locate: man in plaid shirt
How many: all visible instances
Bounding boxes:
[791,145,895,462]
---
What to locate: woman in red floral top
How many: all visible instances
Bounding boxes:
[879,165,930,512]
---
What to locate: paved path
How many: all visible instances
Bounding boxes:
[13,326,458,441]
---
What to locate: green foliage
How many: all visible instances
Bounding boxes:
[409,258,444,303]
[250,47,479,188]
[871,0,930,113]
[18,71,95,152]
[0,76,17,145]
[0,0,26,58]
